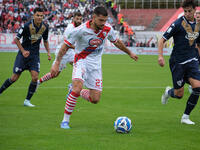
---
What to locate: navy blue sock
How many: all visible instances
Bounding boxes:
[168,88,175,97]
[184,94,199,115]
[168,88,182,99]
[0,78,14,94]
[26,81,37,100]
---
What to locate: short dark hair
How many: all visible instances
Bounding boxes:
[93,6,108,16]
[34,7,43,14]
[73,11,82,17]
[182,0,196,9]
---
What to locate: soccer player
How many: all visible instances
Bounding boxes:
[188,9,200,93]
[51,6,138,129]
[0,8,51,107]
[158,0,200,125]
[37,12,82,85]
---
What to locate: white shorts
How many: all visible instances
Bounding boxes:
[53,49,75,71]
[72,59,103,91]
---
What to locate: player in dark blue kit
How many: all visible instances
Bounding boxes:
[0,7,51,107]
[158,0,200,125]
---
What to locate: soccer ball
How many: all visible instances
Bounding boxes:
[114,116,132,133]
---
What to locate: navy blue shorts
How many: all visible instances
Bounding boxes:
[13,53,40,74]
[169,59,200,89]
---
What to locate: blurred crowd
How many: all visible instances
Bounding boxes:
[0,0,101,34]
[0,0,157,47]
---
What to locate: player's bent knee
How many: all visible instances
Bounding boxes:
[73,87,82,95]
[192,87,200,95]
[11,75,20,82]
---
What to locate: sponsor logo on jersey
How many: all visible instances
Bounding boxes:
[29,34,43,41]
[185,32,199,41]
[89,38,103,47]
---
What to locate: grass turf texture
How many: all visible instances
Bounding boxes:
[0,52,200,150]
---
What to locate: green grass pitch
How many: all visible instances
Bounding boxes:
[0,52,200,150]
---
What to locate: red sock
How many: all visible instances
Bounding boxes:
[80,89,92,102]
[64,91,80,115]
[40,72,52,83]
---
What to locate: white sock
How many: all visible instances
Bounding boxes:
[62,113,70,122]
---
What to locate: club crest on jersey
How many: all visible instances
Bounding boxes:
[177,79,183,87]
[89,38,103,47]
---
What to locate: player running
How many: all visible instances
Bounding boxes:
[51,6,138,129]
[188,9,200,93]
[37,12,82,85]
[158,0,200,125]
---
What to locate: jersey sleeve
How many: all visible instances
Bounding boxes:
[107,26,117,43]
[64,27,80,47]
[42,25,49,41]
[163,21,178,41]
[16,24,26,39]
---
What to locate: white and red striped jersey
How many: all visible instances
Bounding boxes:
[55,23,76,55]
[64,20,117,69]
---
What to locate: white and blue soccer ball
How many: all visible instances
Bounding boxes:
[114,116,132,133]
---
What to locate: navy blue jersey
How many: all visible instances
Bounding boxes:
[163,16,200,63]
[16,19,49,56]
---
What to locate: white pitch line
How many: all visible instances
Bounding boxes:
[9,86,165,89]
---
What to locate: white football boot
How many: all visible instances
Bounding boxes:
[24,99,35,107]
[161,86,171,104]
[181,114,195,125]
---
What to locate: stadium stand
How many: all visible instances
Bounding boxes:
[120,9,177,31]
[0,0,183,48]
[0,0,102,34]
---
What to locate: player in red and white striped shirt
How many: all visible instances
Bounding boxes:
[37,12,82,85]
[51,6,138,129]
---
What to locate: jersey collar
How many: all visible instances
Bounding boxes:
[32,19,42,29]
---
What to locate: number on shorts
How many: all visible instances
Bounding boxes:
[96,79,102,88]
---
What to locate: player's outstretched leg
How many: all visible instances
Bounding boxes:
[38,72,53,85]
[161,86,171,104]
[0,78,15,95]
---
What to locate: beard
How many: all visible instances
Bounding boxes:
[74,22,81,27]
[94,22,104,30]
